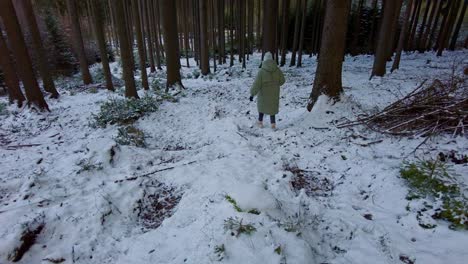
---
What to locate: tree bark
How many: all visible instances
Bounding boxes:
[449,0,467,50]
[218,0,226,64]
[279,0,290,66]
[307,0,350,111]
[263,0,278,57]
[199,0,210,75]
[392,0,414,72]
[0,30,25,106]
[416,0,432,51]
[115,0,138,98]
[371,0,399,78]
[91,0,115,91]
[406,0,422,50]
[160,0,183,89]
[420,0,440,51]
[289,0,302,66]
[143,0,156,72]
[132,0,149,90]
[350,0,364,56]
[297,0,308,67]
[0,0,49,110]
[22,0,59,98]
[66,0,93,85]
[436,0,461,56]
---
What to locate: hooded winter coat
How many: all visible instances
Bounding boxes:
[250,56,285,115]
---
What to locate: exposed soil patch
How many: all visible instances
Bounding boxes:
[135,180,182,230]
[285,164,334,197]
[9,222,45,262]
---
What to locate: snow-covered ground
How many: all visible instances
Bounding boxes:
[0,51,467,264]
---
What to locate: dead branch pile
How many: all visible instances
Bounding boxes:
[339,76,468,137]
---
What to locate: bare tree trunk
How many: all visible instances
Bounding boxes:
[218,0,226,64]
[230,0,235,66]
[371,0,399,78]
[307,0,350,111]
[280,0,290,66]
[386,0,403,60]
[132,0,149,90]
[240,0,246,68]
[151,0,163,70]
[449,0,467,50]
[289,0,301,66]
[22,0,59,98]
[115,0,138,98]
[256,0,262,49]
[263,0,278,57]
[0,0,48,110]
[420,0,440,51]
[199,0,210,75]
[406,0,422,50]
[0,30,25,106]
[160,0,183,89]
[367,0,378,53]
[143,0,156,72]
[183,0,191,67]
[437,0,461,56]
[297,0,308,67]
[91,0,115,91]
[350,0,364,56]
[66,0,93,85]
[392,0,414,72]
[416,0,432,51]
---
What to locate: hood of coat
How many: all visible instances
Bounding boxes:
[261,59,278,73]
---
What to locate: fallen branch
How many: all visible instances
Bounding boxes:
[114,161,197,183]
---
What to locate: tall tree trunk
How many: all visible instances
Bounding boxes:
[210,0,217,72]
[151,0,163,70]
[0,0,49,110]
[263,0,278,57]
[247,0,254,55]
[280,0,290,66]
[367,0,378,53]
[387,0,403,60]
[436,0,461,56]
[143,0,156,72]
[407,0,422,50]
[91,0,115,91]
[289,0,302,66]
[218,0,226,64]
[22,0,59,98]
[297,0,308,67]
[183,0,191,67]
[160,0,183,89]
[0,30,25,106]
[256,0,262,49]
[371,0,399,78]
[66,0,93,85]
[240,0,246,68]
[449,0,468,50]
[392,0,414,72]
[350,0,364,56]
[416,0,432,50]
[307,0,350,111]
[199,0,210,74]
[132,0,149,90]
[115,0,138,98]
[420,0,440,51]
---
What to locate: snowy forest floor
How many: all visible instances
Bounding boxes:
[0,51,467,264]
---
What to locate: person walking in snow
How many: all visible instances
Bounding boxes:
[250,52,285,129]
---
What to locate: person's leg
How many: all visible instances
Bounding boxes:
[258,113,264,128]
[270,115,276,129]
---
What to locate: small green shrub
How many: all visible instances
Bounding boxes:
[224,217,256,237]
[88,87,98,94]
[0,102,8,115]
[225,195,260,214]
[91,95,159,127]
[115,126,146,147]
[401,159,467,230]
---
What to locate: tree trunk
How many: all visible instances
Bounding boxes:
[386,0,403,60]
[307,0,350,111]
[91,0,115,91]
[115,0,138,98]
[420,0,440,51]
[0,30,25,106]
[297,0,308,67]
[199,0,210,75]
[392,0,414,72]
[0,0,49,110]
[229,0,235,66]
[367,0,378,53]
[263,0,278,57]
[66,0,93,85]
[218,0,226,64]
[350,0,364,56]
[371,0,399,78]
[279,0,290,66]
[289,0,301,66]
[406,0,422,50]
[436,0,461,56]
[132,0,149,90]
[143,0,156,72]
[151,0,163,70]
[449,0,468,50]
[160,0,183,89]
[256,0,262,49]
[416,0,432,50]
[22,0,59,98]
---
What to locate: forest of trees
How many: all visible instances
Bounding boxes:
[0,0,466,111]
